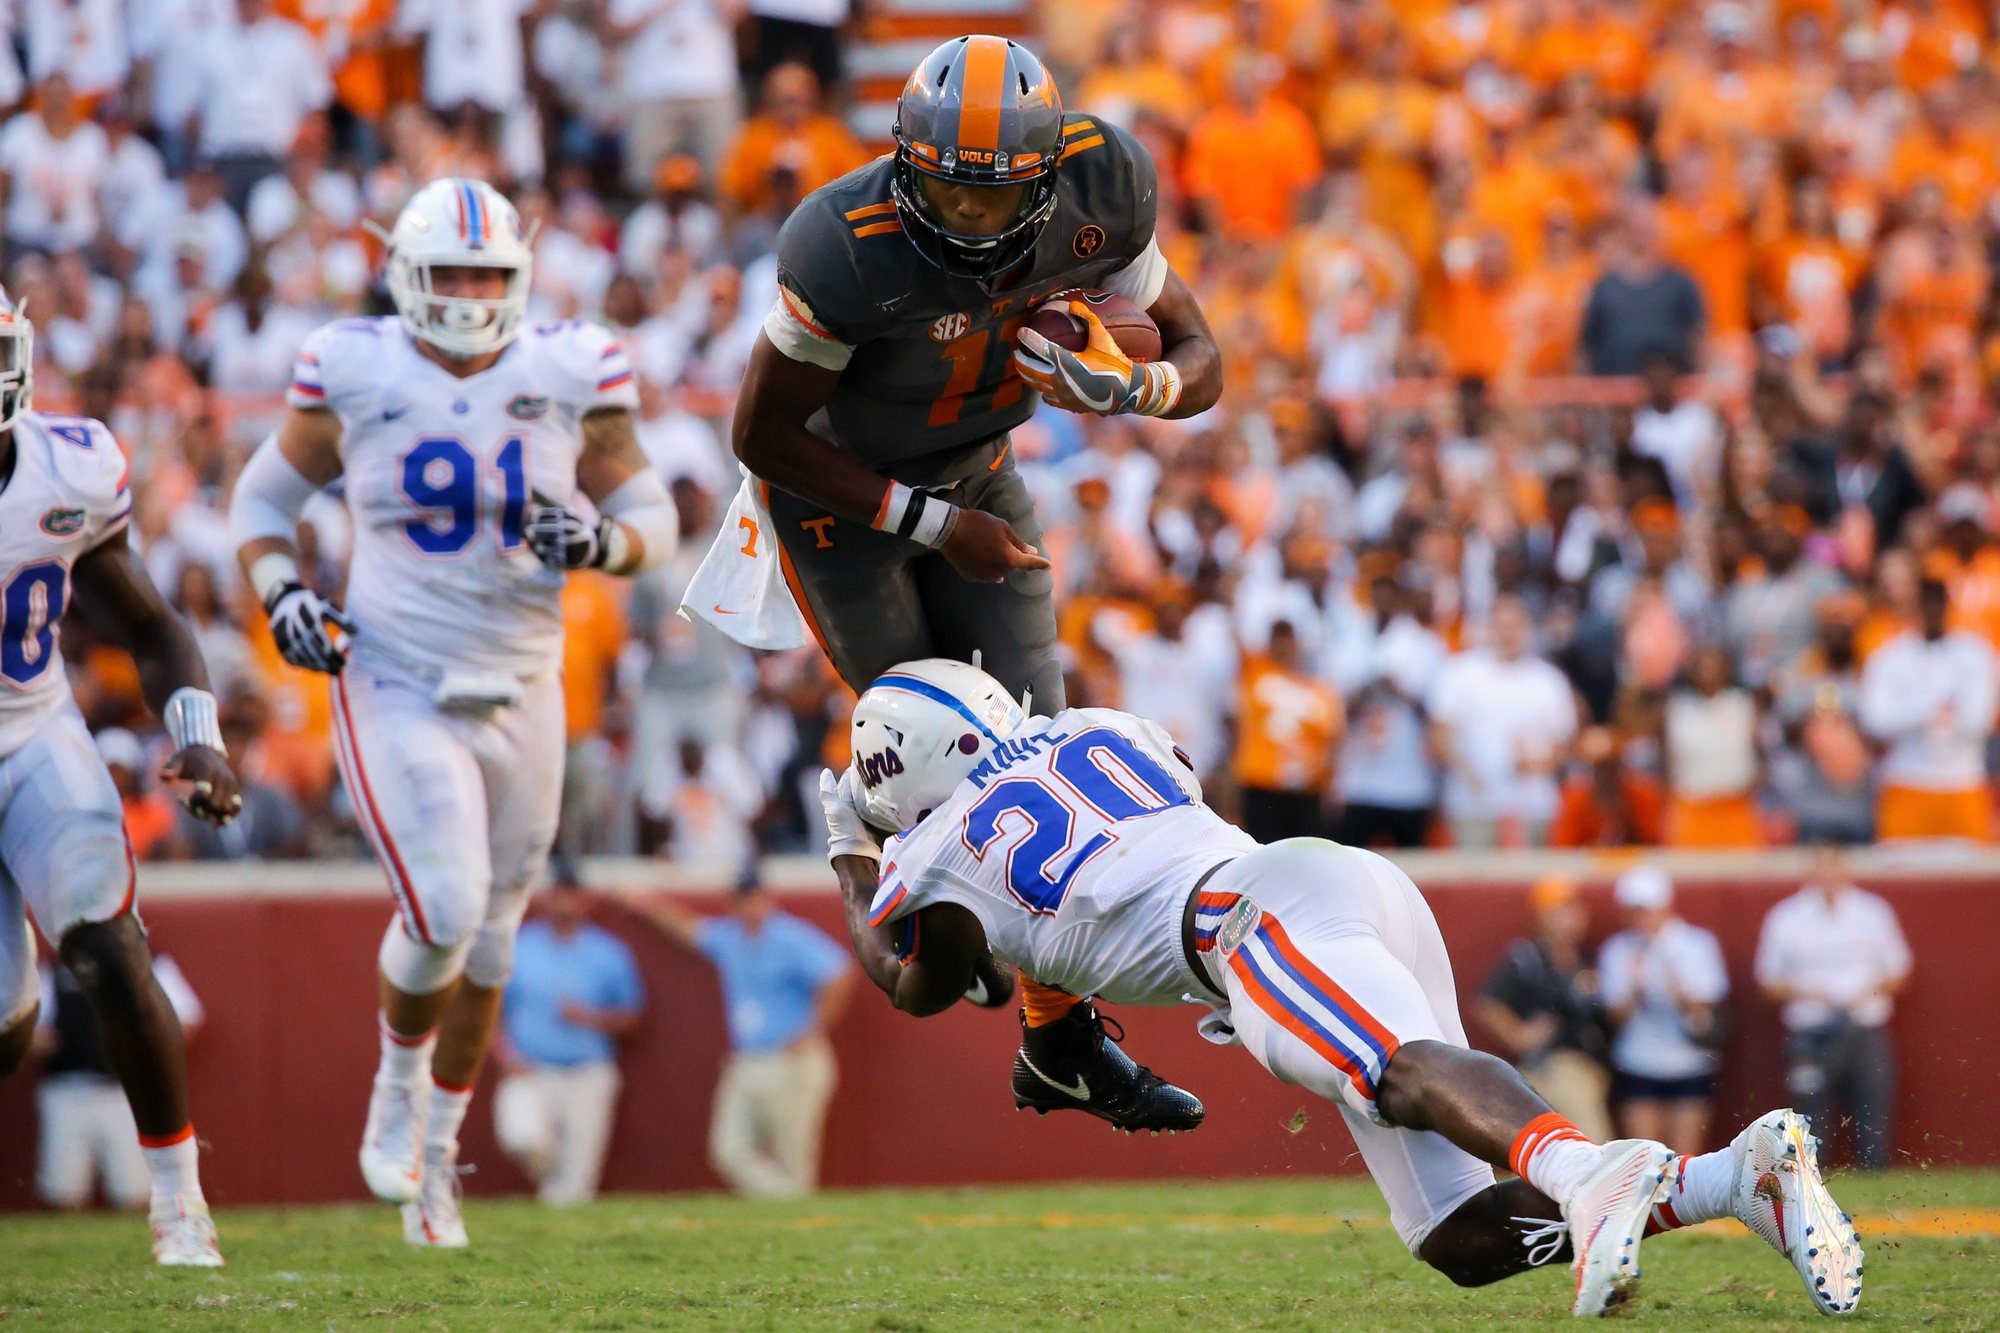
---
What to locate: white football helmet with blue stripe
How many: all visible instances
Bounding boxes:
[383,178,534,358]
[0,286,32,432]
[851,658,1026,832]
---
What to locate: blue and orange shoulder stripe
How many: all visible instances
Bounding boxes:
[595,339,633,393]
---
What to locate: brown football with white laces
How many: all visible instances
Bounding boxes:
[1022,290,1161,362]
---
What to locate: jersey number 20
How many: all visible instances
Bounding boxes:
[961,727,1191,915]
[399,435,528,556]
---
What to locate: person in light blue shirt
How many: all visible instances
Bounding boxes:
[647,881,853,1197]
[494,879,644,1205]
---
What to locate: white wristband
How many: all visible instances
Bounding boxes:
[248,551,301,605]
[163,688,225,754]
[874,481,916,533]
[908,496,958,548]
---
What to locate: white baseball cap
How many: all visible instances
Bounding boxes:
[95,727,143,773]
[1614,865,1675,911]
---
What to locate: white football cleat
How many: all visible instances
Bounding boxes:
[1566,1138,1675,1317]
[1731,1109,1863,1315]
[359,1074,429,1204]
[401,1146,470,1248]
[151,1196,225,1267]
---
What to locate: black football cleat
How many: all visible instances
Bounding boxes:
[1010,1002,1205,1133]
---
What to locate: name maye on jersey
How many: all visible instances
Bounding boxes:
[865,707,1253,1007]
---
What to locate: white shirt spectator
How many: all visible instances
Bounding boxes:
[1426,648,1577,822]
[529,224,616,321]
[403,0,530,112]
[609,0,739,101]
[246,168,363,245]
[1858,628,1999,791]
[0,111,106,251]
[97,128,167,243]
[1093,603,1237,779]
[193,14,331,158]
[749,0,848,25]
[138,182,250,291]
[23,0,128,97]
[1631,399,1720,512]
[1335,613,1446,811]
[133,0,237,134]
[1600,918,1729,1079]
[643,744,763,870]
[638,402,732,496]
[620,196,723,272]
[206,300,321,392]
[1664,687,1758,799]
[1755,884,1911,1031]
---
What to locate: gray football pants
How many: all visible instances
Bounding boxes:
[764,439,1064,716]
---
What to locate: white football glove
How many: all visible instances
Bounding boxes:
[819,767,882,864]
[265,582,354,675]
[523,495,614,571]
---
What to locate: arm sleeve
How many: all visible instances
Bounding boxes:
[229,433,323,546]
[1100,235,1171,310]
[763,285,855,371]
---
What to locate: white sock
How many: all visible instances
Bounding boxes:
[427,1082,474,1159]
[1650,1149,1734,1230]
[139,1128,204,1208]
[379,1016,437,1083]
[1510,1113,1601,1209]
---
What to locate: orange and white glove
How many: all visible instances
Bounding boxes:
[1014,300,1182,417]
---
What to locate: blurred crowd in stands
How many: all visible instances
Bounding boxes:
[11,0,2000,869]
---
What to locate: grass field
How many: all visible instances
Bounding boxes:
[2,1169,1996,1331]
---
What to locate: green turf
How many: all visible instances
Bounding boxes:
[1,1168,1995,1331]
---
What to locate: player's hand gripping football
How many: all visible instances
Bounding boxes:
[162,743,242,827]
[265,581,355,675]
[1014,300,1179,417]
[525,491,615,571]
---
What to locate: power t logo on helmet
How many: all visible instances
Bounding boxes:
[891,37,1065,282]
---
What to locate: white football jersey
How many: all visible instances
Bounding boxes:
[287,316,640,678]
[0,412,132,758]
[867,708,1254,1006]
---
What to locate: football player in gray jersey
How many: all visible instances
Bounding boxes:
[731,36,1223,1134]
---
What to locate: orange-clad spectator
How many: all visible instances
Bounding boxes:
[1549,725,1667,847]
[1531,75,1642,228]
[1659,146,1751,338]
[1435,228,1517,381]
[1234,619,1344,843]
[1875,198,1987,385]
[1929,485,2000,649]
[1468,122,1562,272]
[276,0,398,122]
[1320,36,1440,257]
[1522,0,1649,100]
[1413,0,1522,83]
[1075,22,1202,133]
[1663,644,1764,847]
[1879,0,1985,92]
[97,727,185,862]
[718,64,867,218]
[560,570,630,857]
[1185,53,1322,243]
[1758,176,1862,361]
[1509,206,1598,375]
[1653,4,1793,175]
[1885,85,1998,223]
[1855,547,1921,662]
[1860,578,1998,841]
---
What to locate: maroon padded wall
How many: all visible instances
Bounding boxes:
[3,875,1995,1209]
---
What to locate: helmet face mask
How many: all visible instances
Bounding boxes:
[0,290,33,433]
[891,36,1065,285]
[384,179,535,359]
[849,659,1028,832]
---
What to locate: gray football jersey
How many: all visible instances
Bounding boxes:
[775,114,1158,483]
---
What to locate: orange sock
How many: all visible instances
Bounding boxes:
[1019,973,1081,1027]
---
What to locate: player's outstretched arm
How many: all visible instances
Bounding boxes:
[736,335,1049,584]
[70,533,242,825]
[231,407,354,675]
[525,408,678,575]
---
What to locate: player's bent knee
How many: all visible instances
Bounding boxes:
[461,919,521,989]
[378,919,474,996]
[57,916,150,998]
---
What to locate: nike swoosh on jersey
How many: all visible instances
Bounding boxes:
[712,605,737,615]
[382,404,412,421]
[1019,1050,1090,1101]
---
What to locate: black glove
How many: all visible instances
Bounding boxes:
[524,496,612,571]
[265,581,354,675]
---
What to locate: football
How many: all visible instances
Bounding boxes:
[1022,290,1162,362]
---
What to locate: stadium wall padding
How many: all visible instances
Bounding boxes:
[3,875,1996,1209]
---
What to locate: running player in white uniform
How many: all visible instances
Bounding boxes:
[227,179,677,1248]
[0,291,242,1267]
[819,660,1866,1318]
